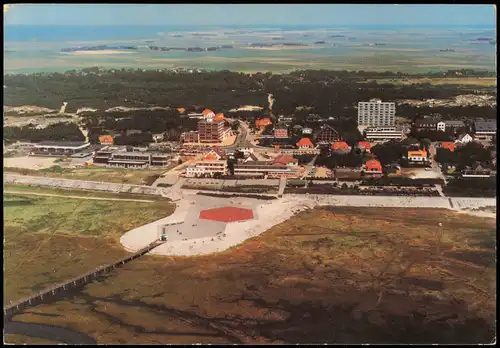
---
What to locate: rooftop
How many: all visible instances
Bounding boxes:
[36,141,89,147]
[475,120,497,131]
[296,138,313,147]
[199,207,254,223]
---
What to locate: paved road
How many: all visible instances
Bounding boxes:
[278,177,287,196]
[4,190,155,202]
[4,173,165,196]
[429,142,447,184]
[5,173,496,212]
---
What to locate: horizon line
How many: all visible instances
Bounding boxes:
[4,24,496,27]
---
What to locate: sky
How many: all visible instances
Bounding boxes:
[4,4,496,27]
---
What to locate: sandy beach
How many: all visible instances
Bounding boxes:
[119,192,496,258]
[244,46,319,51]
[61,50,137,55]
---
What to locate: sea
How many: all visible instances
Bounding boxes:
[4,25,497,74]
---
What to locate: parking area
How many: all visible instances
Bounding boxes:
[401,167,442,179]
[4,156,58,170]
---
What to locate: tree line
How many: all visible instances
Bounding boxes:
[4,123,85,144]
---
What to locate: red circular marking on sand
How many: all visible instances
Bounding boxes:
[199,207,254,223]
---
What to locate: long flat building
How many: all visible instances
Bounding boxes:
[93,146,171,168]
[363,127,404,142]
[31,141,90,156]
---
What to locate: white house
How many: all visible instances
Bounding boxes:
[455,133,474,145]
[152,133,165,143]
[302,127,313,135]
[437,121,446,132]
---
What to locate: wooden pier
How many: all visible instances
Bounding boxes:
[4,240,165,319]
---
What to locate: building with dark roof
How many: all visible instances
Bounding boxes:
[414,118,439,131]
[314,125,340,144]
[474,120,496,132]
[31,141,90,156]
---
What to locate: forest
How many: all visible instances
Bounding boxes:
[4,69,495,119]
[4,68,495,145]
[4,123,85,144]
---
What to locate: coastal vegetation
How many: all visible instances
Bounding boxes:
[6,207,495,344]
[4,123,85,144]
[4,69,495,115]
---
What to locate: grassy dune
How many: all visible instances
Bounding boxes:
[4,166,168,186]
[8,207,496,344]
[4,190,175,303]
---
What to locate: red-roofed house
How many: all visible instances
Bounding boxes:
[272,154,299,166]
[202,109,216,119]
[203,148,226,161]
[255,118,272,128]
[274,128,288,138]
[214,113,225,121]
[356,141,371,153]
[296,138,313,149]
[332,141,350,153]
[364,159,383,173]
[440,142,456,152]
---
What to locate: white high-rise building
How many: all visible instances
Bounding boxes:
[357,99,396,127]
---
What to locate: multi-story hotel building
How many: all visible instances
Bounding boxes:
[358,99,396,127]
[185,160,228,177]
[198,119,226,143]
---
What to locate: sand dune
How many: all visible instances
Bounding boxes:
[61,50,137,56]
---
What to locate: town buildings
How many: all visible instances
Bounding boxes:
[98,135,114,145]
[455,133,474,145]
[180,131,200,143]
[414,118,438,131]
[473,120,497,141]
[274,127,289,138]
[363,127,404,141]
[31,141,91,156]
[296,138,314,149]
[442,120,466,133]
[93,146,170,168]
[302,127,313,135]
[332,141,350,153]
[202,109,216,119]
[357,98,396,127]
[364,159,383,174]
[314,125,340,144]
[255,118,273,128]
[272,154,299,166]
[214,113,225,121]
[356,141,371,153]
[278,115,293,124]
[407,149,429,165]
[185,160,227,177]
[234,162,296,178]
[440,142,456,152]
[197,119,232,143]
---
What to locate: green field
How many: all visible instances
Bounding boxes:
[4,188,175,304]
[4,184,169,202]
[4,166,169,186]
